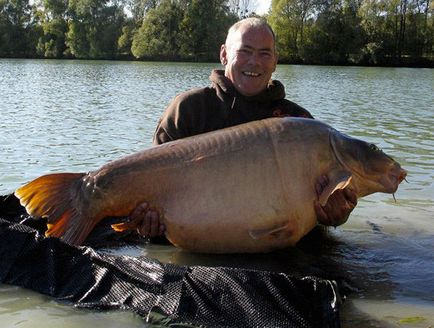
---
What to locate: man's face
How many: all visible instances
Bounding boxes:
[220,25,278,97]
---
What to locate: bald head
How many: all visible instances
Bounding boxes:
[225,18,276,51]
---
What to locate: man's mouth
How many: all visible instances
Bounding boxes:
[243,71,261,77]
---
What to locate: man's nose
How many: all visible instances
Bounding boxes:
[247,51,260,65]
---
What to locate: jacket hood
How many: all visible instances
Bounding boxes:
[209,69,286,103]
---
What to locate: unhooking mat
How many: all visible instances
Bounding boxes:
[0,194,342,327]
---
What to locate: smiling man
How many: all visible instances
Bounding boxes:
[152,18,312,145]
[133,18,357,239]
[221,18,278,97]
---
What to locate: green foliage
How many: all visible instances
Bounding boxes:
[66,0,125,58]
[37,18,67,57]
[269,0,433,65]
[66,20,89,58]
[43,0,68,17]
[0,0,432,65]
[131,0,183,59]
[117,20,135,56]
[269,0,316,61]
[357,0,433,64]
[178,0,237,61]
[0,0,40,57]
[301,0,364,64]
[131,0,236,61]
[126,0,161,22]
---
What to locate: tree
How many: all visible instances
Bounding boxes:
[179,0,237,61]
[0,0,432,63]
[117,18,135,57]
[0,0,39,57]
[269,0,315,61]
[66,20,89,57]
[227,0,258,18]
[123,0,161,22]
[358,0,406,63]
[36,0,68,58]
[66,0,125,58]
[297,0,364,64]
[131,0,183,59]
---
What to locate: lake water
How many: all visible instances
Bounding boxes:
[0,59,433,327]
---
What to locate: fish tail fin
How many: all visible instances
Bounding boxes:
[14,173,97,245]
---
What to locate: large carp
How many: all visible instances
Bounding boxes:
[15,117,406,253]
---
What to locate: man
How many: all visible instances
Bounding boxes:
[132,17,357,239]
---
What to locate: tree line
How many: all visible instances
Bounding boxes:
[0,0,433,66]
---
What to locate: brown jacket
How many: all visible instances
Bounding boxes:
[153,69,313,145]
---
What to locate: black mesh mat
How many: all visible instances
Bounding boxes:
[0,194,342,327]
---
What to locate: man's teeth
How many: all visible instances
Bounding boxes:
[243,72,260,77]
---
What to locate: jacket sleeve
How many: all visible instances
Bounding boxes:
[152,96,181,145]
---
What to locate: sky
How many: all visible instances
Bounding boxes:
[255,0,272,15]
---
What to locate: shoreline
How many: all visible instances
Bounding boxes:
[1,56,433,69]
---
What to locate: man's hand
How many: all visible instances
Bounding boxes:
[130,202,165,238]
[314,175,358,227]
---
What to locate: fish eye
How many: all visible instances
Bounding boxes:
[369,144,381,152]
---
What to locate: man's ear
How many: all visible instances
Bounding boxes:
[220,44,228,66]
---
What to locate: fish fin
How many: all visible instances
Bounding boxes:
[111,202,152,232]
[249,223,289,240]
[111,219,139,232]
[318,170,353,206]
[14,173,95,245]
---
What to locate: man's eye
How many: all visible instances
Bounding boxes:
[238,49,251,54]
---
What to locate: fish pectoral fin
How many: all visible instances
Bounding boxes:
[111,202,157,232]
[318,170,353,206]
[111,218,141,232]
[249,223,289,240]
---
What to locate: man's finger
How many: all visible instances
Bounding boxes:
[140,211,153,236]
[131,202,149,219]
[159,223,166,235]
[149,211,159,237]
[314,200,329,225]
[343,188,358,207]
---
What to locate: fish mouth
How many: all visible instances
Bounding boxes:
[390,167,407,188]
[381,165,407,193]
[396,169,407,184]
